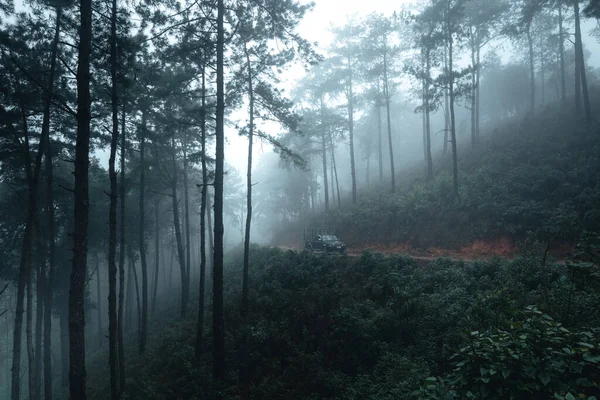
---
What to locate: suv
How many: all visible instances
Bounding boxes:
[305,234,347,253]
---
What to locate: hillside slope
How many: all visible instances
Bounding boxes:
[282,95,600,253]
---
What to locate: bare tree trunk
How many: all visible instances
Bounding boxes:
[527,27,535,115]
[196,58,208,359]
[107,0,119,393]
[151,198,160,315]
[443,45,450,155]
[347,61,357,204]
[34,257,45,400]
[320,99,329,212]
[475,46,481,143]
[183,132,191,292]
[129,254,141,338]
[69,0,93,394]
[470,38,477,148]
[425,50,433,180]
[383,43,396,193]
[214,0,226,382]
[377,89,383,181]
[27,256,34,400]
[138,112,148,354]
[448,30,459,198]
[540,33,545,106]
[242,42,254,317]
[207,189,214,276]
[329,135,341,209]
[574,0,591,122]
[171,135,188,317]
[95,256,102,349]
[117,101,126,393]
[59,308,68,388]
[558,3,566,102]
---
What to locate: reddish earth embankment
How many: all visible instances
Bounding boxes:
[277,237,573,264]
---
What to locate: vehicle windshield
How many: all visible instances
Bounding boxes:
[322,235,338,241]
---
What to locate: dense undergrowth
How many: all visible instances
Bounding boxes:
[83,241,599,400]
[291,97,600,251]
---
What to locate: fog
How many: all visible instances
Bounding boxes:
[1,0,600,398]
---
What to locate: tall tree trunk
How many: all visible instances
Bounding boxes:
[320,99,329,212]
[214,0,226,383]
[138,112,148,354]
[377,91,383,181]
[347,61,357,204]
[69,0,93,394]
[170,135,188,317]
[117,101,126,393]
[448,32,459,198]
[443,45,450,155]
[183,131,191,289]
[558,3,566,102]
[329,135,341,209]
[470,38,477,148]
[383,42,396,193]
[34,260,44,400]
[26,254,34,400]
[125,254,133,331]
[128,254,141,337]
[196,58,208,359]
[151,198,160,315]
[42,12,63,389]
[207,189,214,276]
[574,0,591,122]
[95,256,101,349]
[540,33,545,106]
[107,0,119,393]
[425,50,433,180]
[242,42,254,317]
[475,46,481,142]
[59,307,68,388]
[527,27,535,115]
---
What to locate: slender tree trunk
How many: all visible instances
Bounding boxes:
[59,308,68,388]
[214,0,226,383]
[476,46,481,142]
[558,3,566,102]
[448,33,459,198]
[69,0,93,394]
[107,0,119,393]
[138,112,148,354]
[540,33,545,106]
[196,59,208,359]
[242,42,254,317]
[125,255,133,332]
[117,101,126,393]
[171,135,188,317]
[26,255,34,400]
[183,132,191,292]
[347,62,357,204]
[129,254,141,337]
[320,99,329,212]
[95,256,102,349]
[425,50,433,180]
[470,39,477,148]
[330,135,341,209]
[207,189,214,276]
[151,198,160,315]
[443,45,450,155]
[34,260,44,400]
[574,0,591,122]
[383,44,396,193]
[526,27,535,114]
[377,98,383,181]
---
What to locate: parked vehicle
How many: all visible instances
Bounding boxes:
[303,228,346,253]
